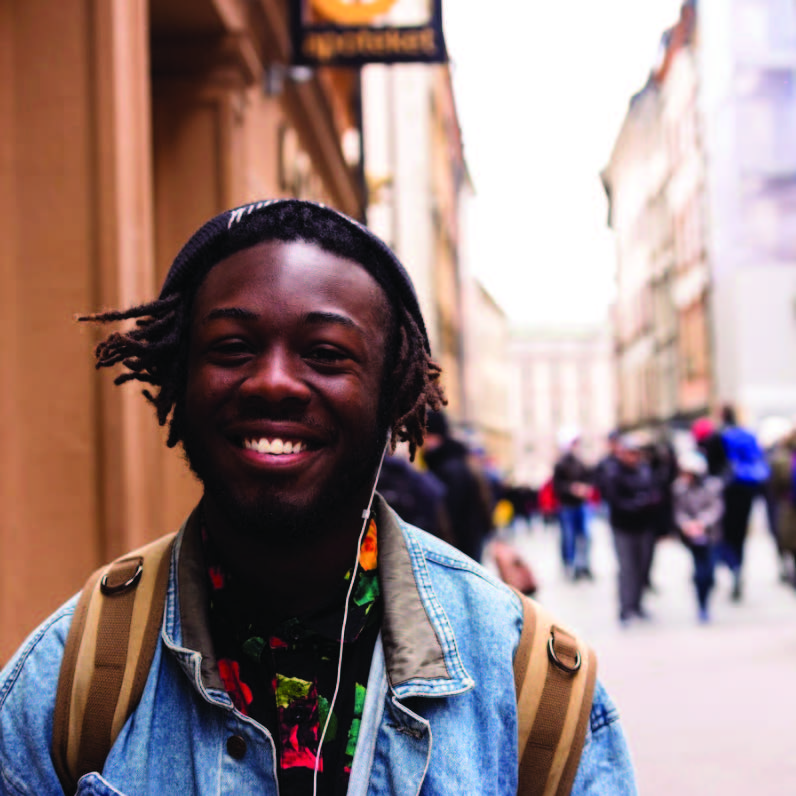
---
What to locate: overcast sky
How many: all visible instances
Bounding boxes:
[442,1,685,327]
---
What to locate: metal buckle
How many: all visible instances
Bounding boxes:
[100,560,143,595]
[547,631,582,674]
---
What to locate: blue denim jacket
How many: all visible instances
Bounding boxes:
[0,498,636,795]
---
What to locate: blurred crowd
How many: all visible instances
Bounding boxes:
[377,409,539,595]
[381,404,796,627]
[530,403,796,626]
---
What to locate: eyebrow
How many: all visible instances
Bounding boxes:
[200,307,362,335]
[304,310,360,333]
[200,307,258,325]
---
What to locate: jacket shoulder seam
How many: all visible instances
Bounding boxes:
[421,547,515,594]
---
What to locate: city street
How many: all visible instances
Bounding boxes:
[496,509,796,795]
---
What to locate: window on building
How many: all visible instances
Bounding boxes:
[734,0,796,51]
[737,68,796,176]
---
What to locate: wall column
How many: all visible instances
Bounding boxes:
[0,0,157,660]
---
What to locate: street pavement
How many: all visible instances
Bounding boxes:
[488,507,796,795]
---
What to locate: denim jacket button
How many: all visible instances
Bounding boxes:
[226,735,247,760]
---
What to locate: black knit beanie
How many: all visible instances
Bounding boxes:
[158,198,430,353]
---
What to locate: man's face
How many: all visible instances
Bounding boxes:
[182,239,391,542]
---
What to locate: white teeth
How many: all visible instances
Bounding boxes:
[243,438,304,455]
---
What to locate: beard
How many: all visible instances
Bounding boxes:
[181,424,388,547]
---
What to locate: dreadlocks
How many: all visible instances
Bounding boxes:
[79,203,446,459]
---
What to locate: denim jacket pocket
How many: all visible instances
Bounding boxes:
[75,772,129,796]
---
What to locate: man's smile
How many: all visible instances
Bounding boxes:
[234,434,320,473]
[231,426,325,470]
[242,437,307,455]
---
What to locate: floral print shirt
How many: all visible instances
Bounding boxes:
[204,519,381,796]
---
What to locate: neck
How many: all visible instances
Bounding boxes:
[201,497,371,618]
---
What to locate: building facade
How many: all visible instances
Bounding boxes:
[509,326,616,487]
[1,0,367,660]
[462,281,513,472]
[700,0,796,424]
[604,0,796,433]
[661,9,712,418]
[362,58,471,418]
[603,80,666,429]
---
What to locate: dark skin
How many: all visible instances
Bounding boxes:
[182,240,392,617]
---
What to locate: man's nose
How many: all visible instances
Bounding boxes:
[238,349,312,405]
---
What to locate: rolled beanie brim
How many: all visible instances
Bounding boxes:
[158,198,430,353]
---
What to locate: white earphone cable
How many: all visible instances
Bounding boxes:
[312,435,390,796]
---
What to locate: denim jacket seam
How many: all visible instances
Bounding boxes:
[1,758,33,796]
[0,603,74,707]
[419,545,524,633]
[397,523,523,697]
[421,547,520,606]
[399,527,473,685]
[422,548,498,579]
[590,704,620,733]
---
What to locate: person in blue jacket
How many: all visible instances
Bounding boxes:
[0,199,636,795]
[716,404,770,601]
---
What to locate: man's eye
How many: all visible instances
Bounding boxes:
[308,346,348,363]
[209,340,251,359]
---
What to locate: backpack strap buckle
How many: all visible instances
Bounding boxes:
[547,628,582,674]
[100,557,144,595]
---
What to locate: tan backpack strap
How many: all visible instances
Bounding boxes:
[52,566,104,793]
[512,590,598,796]
[51,533,176,792]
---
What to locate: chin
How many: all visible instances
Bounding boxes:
[206,485,334,545]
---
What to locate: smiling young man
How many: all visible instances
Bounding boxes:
[0,199,636,795]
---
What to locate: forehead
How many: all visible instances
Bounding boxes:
[192,239,392,324]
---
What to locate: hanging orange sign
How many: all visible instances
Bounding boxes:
[310,0,400,25]
[293,0,447,65]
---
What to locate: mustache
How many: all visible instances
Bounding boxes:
[232,404,335,434]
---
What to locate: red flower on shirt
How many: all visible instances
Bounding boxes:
[218,658,253,714]
[208,565,225,590]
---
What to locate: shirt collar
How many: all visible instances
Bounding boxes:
[171,495,470,695]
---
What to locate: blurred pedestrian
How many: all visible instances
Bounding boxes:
[602,435,661,625]
[640,436,678,594]
[538,475,560,528]
[649,437,677,540]
[377,452,453,545]
[691,417,727,477]
[673,450,724,623]
[758,415,794,581]
[768,426,796,588]
[505,484,537,536]
[716,404,770,600]
[594,430,621,504]
[552,427,594,581]
[422,410,494,562]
